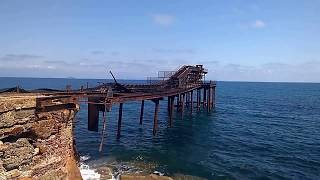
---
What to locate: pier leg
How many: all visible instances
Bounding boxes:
[99,102,108,152]
[197,89,200,110]
[203,88,207,108]
[153,99,160,136]
[186,92,190,108]
[207,88,211,111]
[88,103,99,131]
[212,87,216,108]
[117,103,123,138]
[190,90,194,113]
[181,93,185,113]
[169,96,174,127]
[177,94,180,111]
[139,100,144,125]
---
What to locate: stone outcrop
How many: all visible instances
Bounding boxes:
[0,95,82,180]
[120,174,173,180]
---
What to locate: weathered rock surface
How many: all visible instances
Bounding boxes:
[2,138,34,170]
[120,174,173,180]
[0,96,36,113]
[0,109,36,128]
[0,95,82,180]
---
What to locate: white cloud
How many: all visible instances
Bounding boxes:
[0,54,43,62]
[152,14,175,26]
[252,20,266,28]
[47,66,56,69]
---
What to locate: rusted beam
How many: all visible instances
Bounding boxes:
[181,93,185,112]
[176,94,180,111]
[117,103,123,138]
[139,100,144,125]
[153,99,160,136]
[203,88,207,108]
[88,103,99,132]
[99,102,107,152]
[197,89,200,110]
[212,87,216,108]
[169,96,174,127]
[207,88,211,111]
[185,92,189,107]
[190,90,193,112]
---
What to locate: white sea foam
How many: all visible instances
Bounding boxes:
[153,170,165,176]
[80,155,91,161]
[79,155,118,180]
[79,164,101,180]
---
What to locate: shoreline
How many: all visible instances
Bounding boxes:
[0,94,82,179]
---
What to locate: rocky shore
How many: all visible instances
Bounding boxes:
[0,95,81,180]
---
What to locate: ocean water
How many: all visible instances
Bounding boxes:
[1,78,320,179]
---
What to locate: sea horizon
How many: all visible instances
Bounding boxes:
[1,76,319,85]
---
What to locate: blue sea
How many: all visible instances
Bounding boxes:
[1,77,320,180]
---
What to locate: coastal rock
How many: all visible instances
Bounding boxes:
[0,124,32,140]
[34,143,48,154]
[2,138,34,170]
[120,174,173,180]
[20,170,33,178]
[96,166,113,179]
[34,147,40,155]
[31,119,58,139]
[172,174,207,180]
[0,96,36,113]
[5,169,21,179]
[0,160,5,173]
[0,144,8,152]
[66,156,83,180]
[0,95,80,179]
[18,178,33,180]
[0,109,36,128]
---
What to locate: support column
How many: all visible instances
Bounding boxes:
[190,90,194,112]
[139,100,144,125]
[212,87,216,108]
[99,101,108,152]
[88,103,99,131]
[197,89,200,110]
[203,88,207,108]
[169,96,174,127]
[207,88,211,111]
[117,103,123,138]
[153,99,160,136]
[186,92,190,107]
[181,93,185,112]
[176,94,180,111]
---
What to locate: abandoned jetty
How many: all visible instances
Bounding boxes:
[0,65,216,179]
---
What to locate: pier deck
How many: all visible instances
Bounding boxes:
[0,65,216,152]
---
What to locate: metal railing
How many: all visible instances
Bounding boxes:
[147,77,164,85]
[158,71,176,78]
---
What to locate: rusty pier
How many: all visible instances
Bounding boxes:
[1,65,216,152]
[83,65,216,151]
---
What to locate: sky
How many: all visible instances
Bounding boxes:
[0,0,320,82]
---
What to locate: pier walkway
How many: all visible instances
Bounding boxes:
[0,65,216,152]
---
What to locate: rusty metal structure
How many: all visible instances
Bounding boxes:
[0,65,216,152]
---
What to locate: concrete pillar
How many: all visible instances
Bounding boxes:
[117,103,123,138]
[153,99,160,136]
[139,100,144,125]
